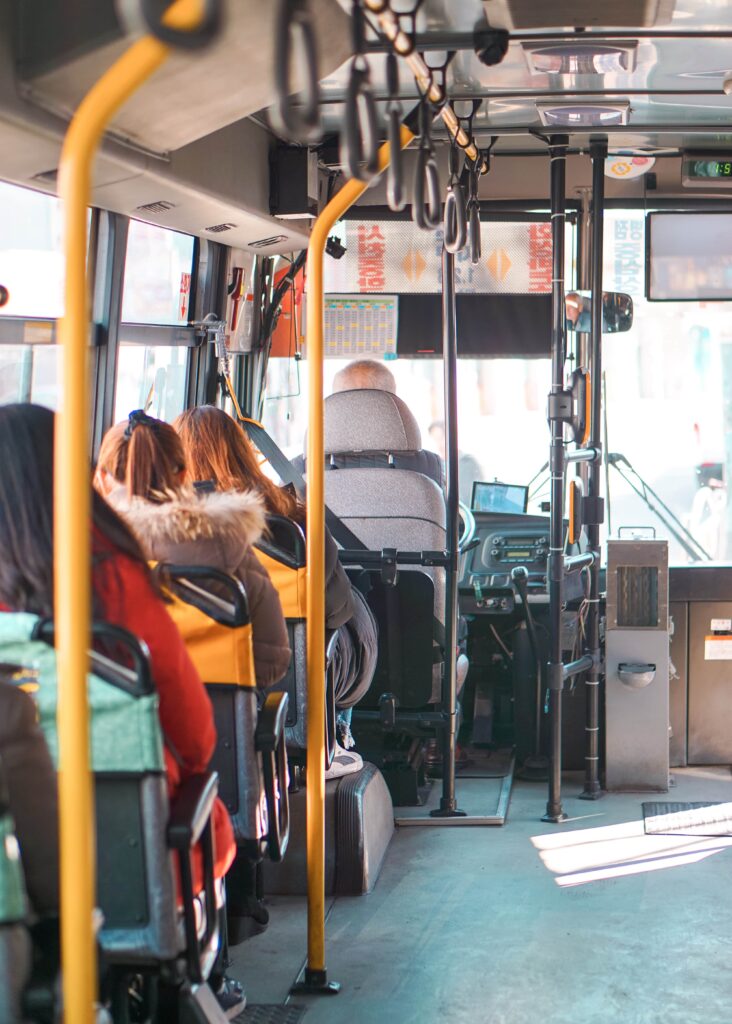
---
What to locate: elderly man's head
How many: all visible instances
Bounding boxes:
[332,359,396,394]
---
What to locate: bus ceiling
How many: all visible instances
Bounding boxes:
[4,2,732,253]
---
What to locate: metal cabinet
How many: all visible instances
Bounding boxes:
[688,601,732,764]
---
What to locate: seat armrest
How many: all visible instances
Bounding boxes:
[167,772,219,850]
[166,772,219,986]
[255,694,291,862]
[255,693,289,752]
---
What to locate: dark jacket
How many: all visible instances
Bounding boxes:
[324,526,354,630]
[0,683,58,916]
[108,487,291,689]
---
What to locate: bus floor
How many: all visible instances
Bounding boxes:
[229,767,732,1024]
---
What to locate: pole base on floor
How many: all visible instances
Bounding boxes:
[542,808,568,823]
[429,804,467,818]
[291,968,341,996]
[579,784,604,801]
[516,755,549,782]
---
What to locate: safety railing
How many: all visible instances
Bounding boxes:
[294,123,414,995]
[57,1,213,1019]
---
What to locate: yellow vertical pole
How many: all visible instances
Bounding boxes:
[301,126,414,989]
[56,3,205,1020]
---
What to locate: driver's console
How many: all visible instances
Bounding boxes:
[460,512,554,614]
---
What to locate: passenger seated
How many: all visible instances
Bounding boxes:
[293,358,444,487]
[0,403,241,1016]
[0,679,59,1015]
[95,411,290,690]
[174,405,377,778]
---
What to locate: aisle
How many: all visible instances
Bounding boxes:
[233,769,732,1024]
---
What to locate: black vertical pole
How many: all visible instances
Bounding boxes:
[543,135,569,824]
[431,244,465,818]
[580,140,608,800]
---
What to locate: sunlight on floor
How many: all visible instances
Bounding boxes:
[530,817,732,887]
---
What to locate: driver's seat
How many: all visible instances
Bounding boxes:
[321,389,448,711]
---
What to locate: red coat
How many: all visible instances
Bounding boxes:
[93,549,235,881]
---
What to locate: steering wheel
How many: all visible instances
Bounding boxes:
[458,501,477,554]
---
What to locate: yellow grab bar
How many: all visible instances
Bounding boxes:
[301,124,414,989]
[57,2,205,1020]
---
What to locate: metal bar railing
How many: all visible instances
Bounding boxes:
[295,123,415,994]
[56,2,206,1019]
[544,134,569,825]
[580,140,608,801]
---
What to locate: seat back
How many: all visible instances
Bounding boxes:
[255,516,337,764]
[0,757,30,1024]
[325,468,446,707]
[0,613,184,968]
[159,566,289,860]
[321,390,448,707]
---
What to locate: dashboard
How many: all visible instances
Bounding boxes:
[459,511,584,614]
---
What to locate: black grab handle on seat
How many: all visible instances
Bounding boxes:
[256,692,291,863]
[155,564,251,627]
[33,619,155,697]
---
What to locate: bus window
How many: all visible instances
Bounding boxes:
[603,211,730,562]
[0,181,64,320]
[0,345,61,410]
[114,343,187,423]
[121,219,195,326]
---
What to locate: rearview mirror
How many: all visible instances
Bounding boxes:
[565,291,633,333]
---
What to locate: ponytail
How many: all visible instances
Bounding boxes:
[98,413,186,502]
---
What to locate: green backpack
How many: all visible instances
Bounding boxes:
[0,612,164,775]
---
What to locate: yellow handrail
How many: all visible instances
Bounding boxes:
[304,124,414,982]
[56,3,205,1020]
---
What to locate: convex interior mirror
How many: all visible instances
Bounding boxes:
[565,291,633,333]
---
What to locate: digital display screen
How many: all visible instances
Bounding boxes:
[506,549,532,559]
[472,481,528,514]
[647,213,732,301]
[685,158,732,179]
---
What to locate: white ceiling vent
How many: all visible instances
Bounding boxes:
[250,235,289,249]
[205,222,237,234]
[522,41,639,75]
[135,200,176,214]
[31,168,58,184]
[484,0,675,29]
[537,101,630,127]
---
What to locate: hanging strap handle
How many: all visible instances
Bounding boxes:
[115,0,223,49]
[341,2,379,180]
[271,0,323,144]
[412,96,441,230]
[385,53,406,211]
[443,142,467,253]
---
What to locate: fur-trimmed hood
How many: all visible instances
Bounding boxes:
[107,485,267,573]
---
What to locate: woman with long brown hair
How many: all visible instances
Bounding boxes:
[175,405,377,778]
[96,411,291,691]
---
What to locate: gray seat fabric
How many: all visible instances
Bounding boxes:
[323,389,423,454]
[324,468,446,703]
[322,390,449,705]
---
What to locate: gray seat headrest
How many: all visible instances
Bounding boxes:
[322,389,422,455]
